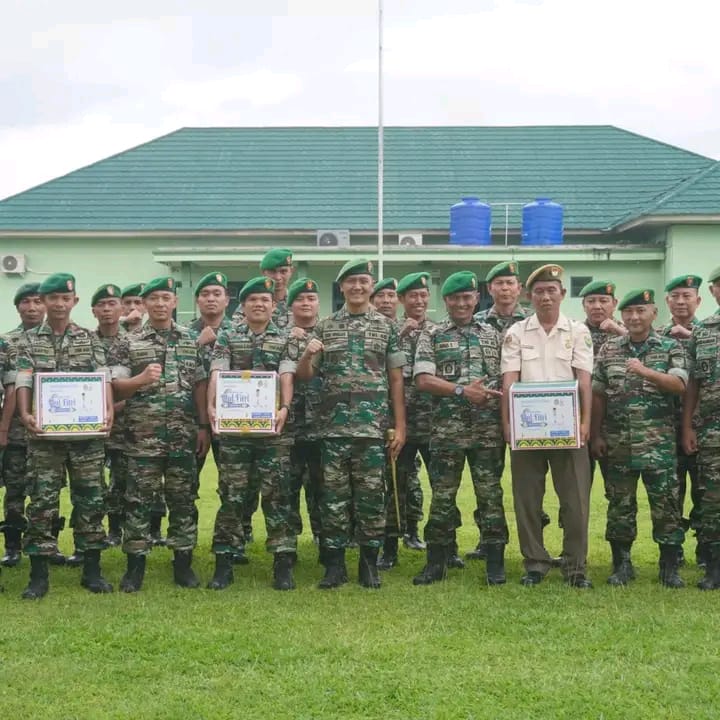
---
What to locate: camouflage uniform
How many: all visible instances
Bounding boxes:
[593,332,687,545]
[210,321,296,554]
[414,319,509,547]
[232,297,291,330]
[308,306,404,549]
[108,321,207,555]
[15,323,109,555]
[285,328,323,538]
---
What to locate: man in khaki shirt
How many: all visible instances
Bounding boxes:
[501,264,594,588]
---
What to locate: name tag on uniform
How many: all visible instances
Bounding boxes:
[437,341,459,350]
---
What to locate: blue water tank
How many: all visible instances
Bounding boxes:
[521,197,564,245]
[449,196,492,245]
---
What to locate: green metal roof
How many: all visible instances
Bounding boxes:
[0,126,713,232]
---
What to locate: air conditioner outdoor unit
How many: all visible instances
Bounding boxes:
[1,254,26,274]
[398,233,423,247]
[316,229,350,247]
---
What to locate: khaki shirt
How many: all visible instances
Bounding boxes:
[501,312,593,381]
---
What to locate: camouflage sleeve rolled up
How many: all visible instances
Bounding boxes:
[108,336,132,380]
[90,333,111,382]
[413,328,436,378]
[385,322,406,371]
[0,336,15,388]
[666,340,688,384]
[14,335,34,389]
[592,342,609,394]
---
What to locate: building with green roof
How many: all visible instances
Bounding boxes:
[0,125,718,324]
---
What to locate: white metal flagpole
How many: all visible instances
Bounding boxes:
[377,0,384,279]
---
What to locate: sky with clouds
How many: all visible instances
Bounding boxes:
[1,0,718,200]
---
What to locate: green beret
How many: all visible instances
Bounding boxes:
[441,271,478,298]
[526,264,564,288]
[579,280,616,298]
[194,271,228,297]
[259,248,293,271]
[336,258,374,283]
[397,272,430,295]
[239,276,274,302]
[140,276,177,297]
[709,267,720,284]
[618,288,655,311]
[665,274,702,292]
[91,284,122,306]
[485,261,520,283]
[370,277,398,298]
[121,283,145,299]
[287,277,319,306]
[38,273,76,295]
[13,282,41,305]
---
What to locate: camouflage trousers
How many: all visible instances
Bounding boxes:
[106,448,167,518]
[384,441,428,537]
[24,439,107,556]
[605,462,684,545]
[677,448,702,531]
[697,450,720,546]
[212,439,296,555]
[289,440,322,538]
[320,438,386,550]
[123,454,198,555]
[425,445,508,547]
[2,444,28,529]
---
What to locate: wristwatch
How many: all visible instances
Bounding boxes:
[453,385,464,397]
[279,404,291,412]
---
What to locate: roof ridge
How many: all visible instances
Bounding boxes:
[608,126,713,162]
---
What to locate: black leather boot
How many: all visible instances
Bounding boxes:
[318,548,347,589]
[21,555,49,599]
[485,544,506,585]
[48,516,67,566]
[377,536,399,570]
[358,546,381,589]
[446,537,465,570]
[1,526,22,567]
[403,521,425,551]
[272,552,296,591]
[658,544,684,588]
[173,550,200,588]
[106,513,123,547]
[81,549,113,594]
[65,549,84,567]
[607,541,635,586]
[120,554,147,593]
[696,542,711,569]
[207,553,234,590]
[698,546,720,590]
[465,537,488,561]
[413,544,448,586]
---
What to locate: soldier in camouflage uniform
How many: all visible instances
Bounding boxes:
[296,259,406,589]
[659,275,704,565]
[413,271,508,585]
[15,273,114,599]
[682,266,720,589]
[0,334,16,589]
[592,288,686,588]
[285,278,323,543]
[207,276,297,590]
[109,276,210,592]
[1,283,48,568]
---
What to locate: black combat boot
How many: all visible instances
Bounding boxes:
[377,536,399,570]
[465,538,488,561]
[413,544,448,586]
[272,552,296,591]
[150,513,166,547]
[120,554,146,593]
[403,521,426,551]
[65,548,84,567]
[173,550,200,588]
[485,544,506,585]
[658,544,685,588]
[81,549,113,594]
[698,546,720,590]
[207,553,234,590]
[48,516,67,566]
[1,526,22,567]
[318,548,348,589]
[446,537,465,570]
[358,546,381,589]
[21,555,49,599]
[106,513,123,547]
[607,541,635,586]
[696,542,711,569]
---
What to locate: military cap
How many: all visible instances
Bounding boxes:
[709,267,720,284]
[239,276,274,302]
[287,277,319,306]
[259,248,293,271]
[336,258,374,283]
[579,280,616,298]
[665,274,702,292]
[618,288,655,311]
[140,276,176,297]
[397,271,430,295]
[13,282,41,305]
[194,271,228,297]
[91,284,122,306]
[38,273,76,295]
[370,277,398,298]
[121,283,145,299]
[485,261,520,283]
[441,271,478,297]
[525,264,564,288]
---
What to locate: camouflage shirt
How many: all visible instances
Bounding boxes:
[231,297,292,330]
[585,319,625,358]
[0,334,13,418]
[414,318,503,450]
[687,313,720,448]
[592,332,687,468]
[473,304,529,337]
[399,316,437,442]
[283,326,323,441]
[307,306,405,440]
[109,321,207,457]
[93,326,128,451]
[1,326,26,445]
[189,316,234,372]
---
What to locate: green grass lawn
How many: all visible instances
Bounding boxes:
[1,458,719,720]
